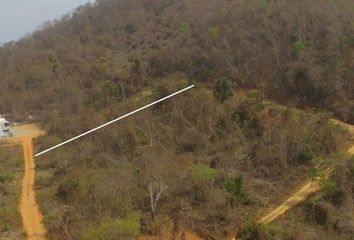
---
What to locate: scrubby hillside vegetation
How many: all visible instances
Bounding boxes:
[0,146,23,239]
[1,0,354,123]
[35,86,341,239]
[0,0,354,239]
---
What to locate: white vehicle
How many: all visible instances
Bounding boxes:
[0,115,11,138]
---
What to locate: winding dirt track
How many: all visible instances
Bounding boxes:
[20,138,46,240]
[259,179,320,223]
[4,124,46,240]
[259,119,354,224]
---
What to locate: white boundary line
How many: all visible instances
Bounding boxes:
[35,85,195,157]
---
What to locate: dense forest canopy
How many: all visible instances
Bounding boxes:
[0,0,354,239]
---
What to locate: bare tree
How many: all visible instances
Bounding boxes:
[56,207,74,240]
[148,180,168,221]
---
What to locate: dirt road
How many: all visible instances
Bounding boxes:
[259,180,320,223]
[20,137,46,240]
[259,119,354,224]
[3,124,46,240]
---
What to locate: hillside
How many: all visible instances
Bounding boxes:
[1,0,354,239]
[0,0,354,123]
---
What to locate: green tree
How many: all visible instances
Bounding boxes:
[239,222,278,240]
[179,24,190,33]
[101,80,122,106]
[293,40,306,54]
[208,26,220,38]
[320,179,338,201]
[87,212,141,240]
[192,164,217,182]
[231,102,248,126]
[223,173,248,204]
[213,78,233,102]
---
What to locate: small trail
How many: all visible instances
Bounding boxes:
[2,124,46,240]
[259,179,320,223]
[20,137,46,240]
[259,119,354,224]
